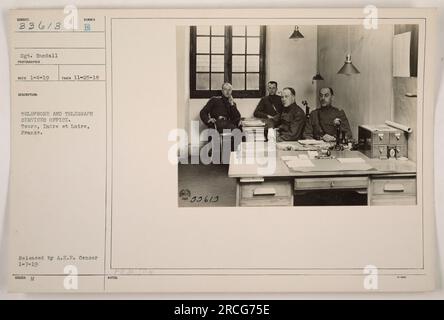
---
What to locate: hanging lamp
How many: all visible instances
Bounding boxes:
[312,72,324,81]
[312,47,324,83]
[337,26,360,75]
[289,26,304,39]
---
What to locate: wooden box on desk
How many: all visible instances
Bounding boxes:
[358,124,408,159]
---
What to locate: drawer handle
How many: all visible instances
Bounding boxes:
[253,187,276,196]
[330,181,334,188]
[383,183,405,192]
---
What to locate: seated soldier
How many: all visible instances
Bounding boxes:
[303,87,352,142]
[200,82,242,133]
[253,80,283,128]
[277,87,306,142]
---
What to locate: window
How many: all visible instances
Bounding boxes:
[190,25,266,99]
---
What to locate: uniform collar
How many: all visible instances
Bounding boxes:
[283,102,296,110]
[320,104,333,110]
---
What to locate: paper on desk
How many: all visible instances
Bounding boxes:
[285,159,315,168]
[281,155,302,161]
[337,157,366,164]
[281,154,310,161]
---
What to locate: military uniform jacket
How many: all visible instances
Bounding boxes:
[278,103,306,141]
[200,96,241,127]
[303,105,352,140]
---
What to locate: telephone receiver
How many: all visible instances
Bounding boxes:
[302,100,310,119]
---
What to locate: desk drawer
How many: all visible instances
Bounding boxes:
[389,131,407,145]
[371,177,416,195]
[371,132,390,145]
[372,145,388,159]
[239,180,292,207]
[294,177,369,190]
[370,195,416,206]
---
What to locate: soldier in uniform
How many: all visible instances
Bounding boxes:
[277,87,306,142]
[303,87,352,142]
[200,82,242,133]
[253,81,283,128]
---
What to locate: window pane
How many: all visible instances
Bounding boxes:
[232,55,245,72]
[247,26,260,36]
[211,37,224,54]
[196,37,210,53]
[211,25,225,35]
[196,26,210,35]
[196,73,210,90]
[211,73,224,90]
[192,25,265,97]
[247,37,260,54]
[211,55,224,72]
[232,73,245,90]
[246,55,259,72]
[246,73,259,90]
[196,55,209,72]
[232,25,246,36]
[232,37,245,54]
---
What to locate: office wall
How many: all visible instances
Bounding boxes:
[176,25,318,138]
[266,25,317,109]
[393,25,419,162]
[317,25,395,139]
[393,77,417,162]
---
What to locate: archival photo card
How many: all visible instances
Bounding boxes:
[7,8,438,293]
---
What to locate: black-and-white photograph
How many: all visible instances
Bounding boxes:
[176,24,419,207]
[4,6,440,295]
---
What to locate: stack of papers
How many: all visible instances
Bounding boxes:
[243,119,265,127]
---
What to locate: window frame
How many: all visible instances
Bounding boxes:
[189,25,266,99]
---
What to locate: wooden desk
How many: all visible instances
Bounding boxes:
[228,144,417,206]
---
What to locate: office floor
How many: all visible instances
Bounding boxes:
[178,164,237,207]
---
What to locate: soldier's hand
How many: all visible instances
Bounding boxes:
[228,96,235,106]
[322,134,336,142]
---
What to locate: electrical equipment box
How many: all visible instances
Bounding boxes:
[358,124,408,159]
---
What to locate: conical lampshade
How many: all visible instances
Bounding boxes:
[312,72,324,81]
[289,26,304,39]
[337,54,360,75]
